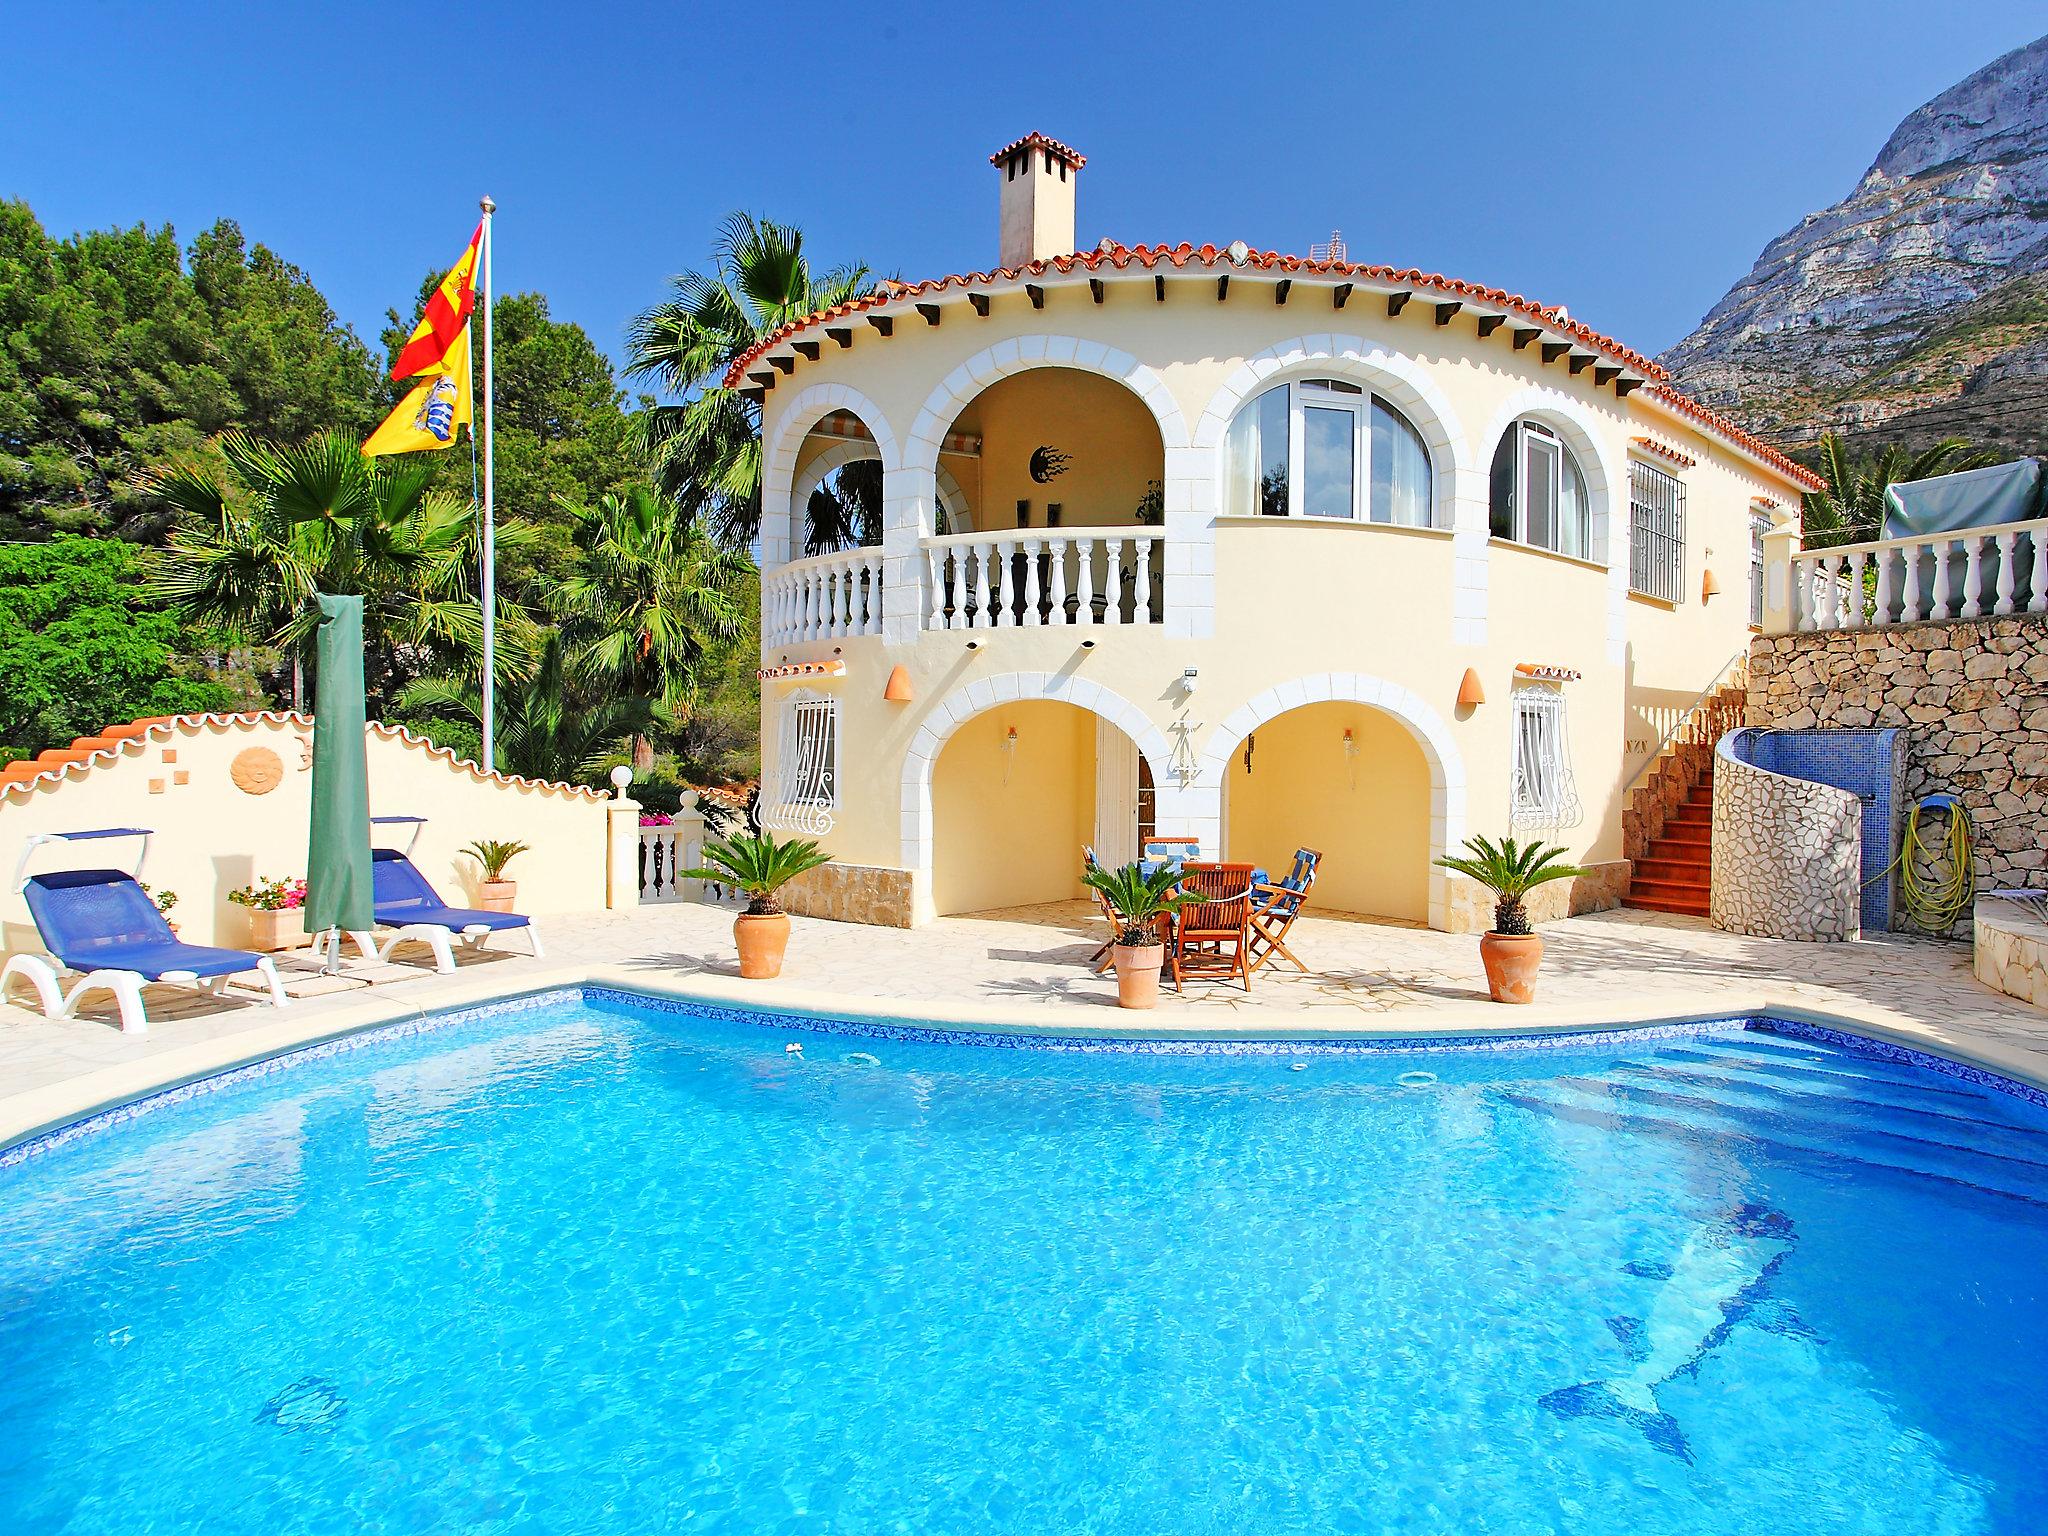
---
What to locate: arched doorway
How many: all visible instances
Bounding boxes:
[1223,701,1434,923]
[930,701,1166,916]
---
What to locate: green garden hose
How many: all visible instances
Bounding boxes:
[1871,795,1976,934]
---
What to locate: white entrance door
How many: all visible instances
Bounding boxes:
[1093,719,1140,867]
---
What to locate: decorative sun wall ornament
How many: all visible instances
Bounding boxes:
[231,747,284,796]
[1028,446,1072,484]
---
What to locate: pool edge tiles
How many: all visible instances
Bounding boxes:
[6,981,2047,1170]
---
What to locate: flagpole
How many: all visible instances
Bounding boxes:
[478,194,497,769]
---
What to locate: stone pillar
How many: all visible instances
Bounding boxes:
[672,793,708,904]
[1161,445,1216,640]
[1449,465,1491,647]
[1760,512,1801,635]
[880,464,929,645]
[605,796,642,910]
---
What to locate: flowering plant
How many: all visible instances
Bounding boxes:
[141,883,178,916]
[639,812,674,827]
[229,875,307,911]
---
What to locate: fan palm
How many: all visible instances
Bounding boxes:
[551,485,752,770]
[684,830,832,916]
[396,631,655,783]
[149,429,537,709]
[1433,836,1588,936]
[1801,432,2001,548]
[626,212,873,547]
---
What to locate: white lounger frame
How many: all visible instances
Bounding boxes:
[329,921,544,976]
[0,952,290,1036]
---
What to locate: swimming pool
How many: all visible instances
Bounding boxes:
[3,987,2046,1534]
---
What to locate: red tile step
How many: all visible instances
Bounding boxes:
[1624,773,1717,919]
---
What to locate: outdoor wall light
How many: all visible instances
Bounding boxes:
[1000,725,1020,785]
[1457,667,1486,708]
[1081,638,1097,649]
[966,639,982,651]
[1181,666,1199,694]
[1701,569,1721,603]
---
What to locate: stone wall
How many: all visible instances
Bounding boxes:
[1974,898,2048,1010]
[1709,731,1863,940]
[781,863,918,928]
[1748,617,2048,921]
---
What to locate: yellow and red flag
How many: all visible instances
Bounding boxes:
[389,221,482,380]
[363,327,472,457]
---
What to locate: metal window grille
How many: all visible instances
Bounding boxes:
[762,689,838,835]
[1629,460,1686,602]
[1749,513,1770,627]
[1510,683,1582,829]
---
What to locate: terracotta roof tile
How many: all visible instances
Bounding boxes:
[988,132,1086,169]
[724,240,1823,493]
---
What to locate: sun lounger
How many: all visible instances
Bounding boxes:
[1,868,288,1034]
[343,848,542,974]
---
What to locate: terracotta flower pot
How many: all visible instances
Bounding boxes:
[1111,941,1165,1009]
[1479,932,1544,1005]
[477,880,517,914]
[245,907,307,954]
[734,912,791,980]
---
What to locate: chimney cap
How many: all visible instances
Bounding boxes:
[989,132,1087,170]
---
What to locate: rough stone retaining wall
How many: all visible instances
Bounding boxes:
[1709,732,1862,940]
[1748,617,2048,920]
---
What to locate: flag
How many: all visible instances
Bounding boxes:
[363,327,471,456]
[389,221,482,380]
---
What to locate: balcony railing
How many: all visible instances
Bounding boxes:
[920,530,1163,630]
[763,548,885,647]
[1788,518,2048,632]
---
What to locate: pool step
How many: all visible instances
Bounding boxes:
[1497,1067,2048,1204]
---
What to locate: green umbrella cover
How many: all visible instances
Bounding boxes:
[304,593,374,937]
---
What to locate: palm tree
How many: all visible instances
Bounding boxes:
[626,212,873,548]
[1801,432,2001,548]
[396,631,653,782]
[551,485,752,771]
[149,429,535,710]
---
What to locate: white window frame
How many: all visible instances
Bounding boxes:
[1492,420,1592,559]
[1628,459,1687,603]
[1509,682,1583,830]
[1750,511,1771,627]
[1227,380,1437,526]
[763,688,838,835]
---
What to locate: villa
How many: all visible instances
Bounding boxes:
[741,134,1821,930]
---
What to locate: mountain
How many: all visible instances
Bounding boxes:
[1660,33,2048,454]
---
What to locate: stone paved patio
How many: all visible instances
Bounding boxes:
[4,900,2046,1149]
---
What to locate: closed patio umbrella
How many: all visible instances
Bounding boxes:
[305,594,373,966]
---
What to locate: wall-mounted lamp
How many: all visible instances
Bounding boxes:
[1341,727,1360,791]
[966,639,982,651]
[883,664,914,703]
[1457,667,1486,709]
[1180,666,1200,695]
[1081,638,1096,650]
[1701,569,1721,603]
[1000,724,1020,784]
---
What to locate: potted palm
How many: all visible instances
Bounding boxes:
[1080,861,1196,1009]
[684,830,832,979]
[1433,836,1587,1004]
[463,839,531,913]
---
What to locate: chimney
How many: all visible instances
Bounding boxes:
[990,133,1085,269]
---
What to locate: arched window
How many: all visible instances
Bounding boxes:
[1490,420,1591,559]
[1225,380,1435,526]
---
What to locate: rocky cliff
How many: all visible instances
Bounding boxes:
[1661,33,2048,452]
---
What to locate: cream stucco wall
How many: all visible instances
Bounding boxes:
[1225,702,1430,922]
[930,701,1094,915]
[0,714,612,962]
[957,367,1163,531]
[751,269,1813,929]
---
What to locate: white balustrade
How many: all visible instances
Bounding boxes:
[761,548,886,647]
[1780,518,2048,634]
[918,530,1165,630]
[637,822,701,905]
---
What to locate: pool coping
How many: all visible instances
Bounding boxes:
[5,962,2047,1158]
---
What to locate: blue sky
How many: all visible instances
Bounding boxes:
[4,1,2043,373]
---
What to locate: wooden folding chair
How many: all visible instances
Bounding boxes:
[1142,836,1201,862]
[1248,848,1321,975]
[1082,846,1119,973]
[1169,862,1257,991]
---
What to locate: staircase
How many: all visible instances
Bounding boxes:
[1625,767,1714,917]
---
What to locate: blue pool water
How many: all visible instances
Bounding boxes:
[3,992,2048,1535]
